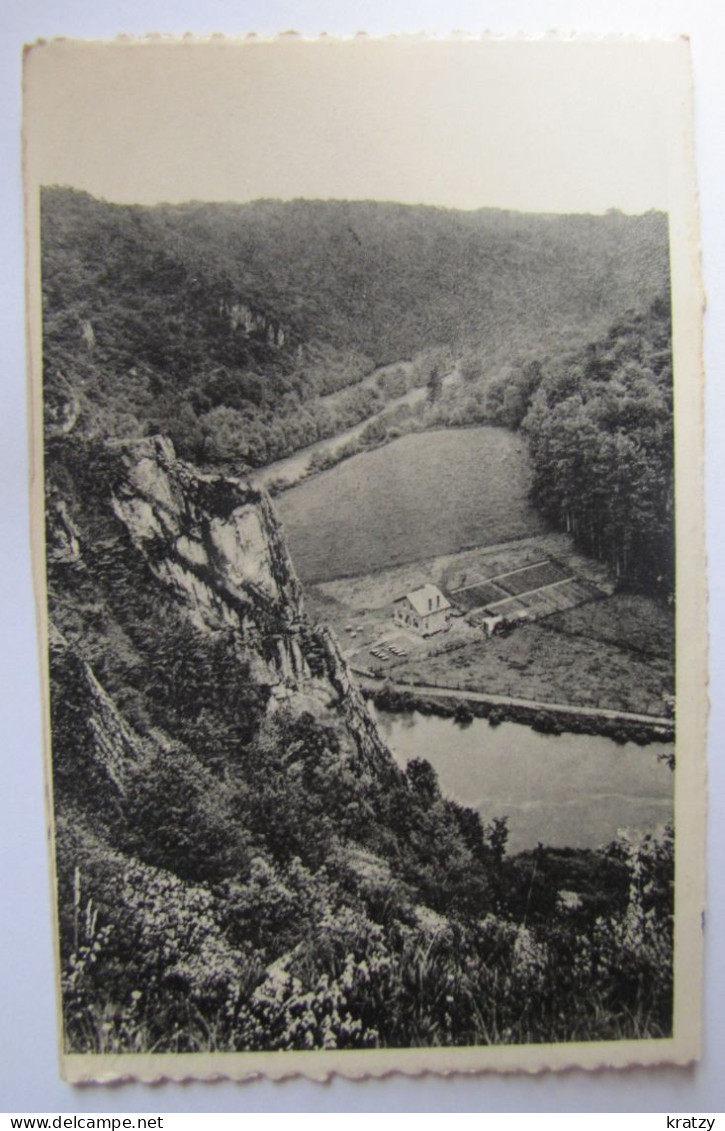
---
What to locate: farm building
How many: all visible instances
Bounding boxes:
[393,584,452,636]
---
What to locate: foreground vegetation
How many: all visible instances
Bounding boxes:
[47,434,674,1053]
[42,188,675,1053]
[63,824,673,1052]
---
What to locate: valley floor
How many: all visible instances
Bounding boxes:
[305,532,674,720]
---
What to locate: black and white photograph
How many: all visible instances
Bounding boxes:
[22,35,706,1079]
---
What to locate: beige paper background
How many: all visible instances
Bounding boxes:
[24,38,675,214]
[23,35,707,1083]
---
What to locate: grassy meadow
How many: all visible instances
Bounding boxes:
[276,427,547,582]
[389,614,674,716]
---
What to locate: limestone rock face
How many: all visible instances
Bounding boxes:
[222,299,286,346]
[53,434,392,774]
[111,435,304,629]
[47,499,83,566]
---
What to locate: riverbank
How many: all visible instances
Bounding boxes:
[360,678,674,748]
[371,704,674,854]
[252,362,460,493]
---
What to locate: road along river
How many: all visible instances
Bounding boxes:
[252,364,458,492]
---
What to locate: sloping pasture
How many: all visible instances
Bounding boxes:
[276,427,547,582]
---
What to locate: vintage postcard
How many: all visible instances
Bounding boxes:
[23,36,706,1082]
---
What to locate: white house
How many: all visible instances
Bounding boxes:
[393,584,451,636]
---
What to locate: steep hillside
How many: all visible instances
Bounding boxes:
[47,433,501,1050]
[41,187,675,1053]
[40,188,670,468]
[46,432,673,1053]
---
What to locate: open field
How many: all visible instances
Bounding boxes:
[544,593,675,659]
[386,619,673,717]
[280,425,672,719]
[276,426,547,582]
[304,533,672,719]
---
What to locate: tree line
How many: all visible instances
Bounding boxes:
[41,187,670,475]
[410,295,674,594]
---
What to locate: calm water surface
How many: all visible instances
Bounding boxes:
[371,707,674,854]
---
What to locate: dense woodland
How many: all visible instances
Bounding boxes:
[42,189,667,450]
[42,187,673,591]
[41,187,675,1052]
[522,299,674,591]
[424,297,675,591]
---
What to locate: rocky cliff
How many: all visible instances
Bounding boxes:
[47,428,500,1056]
[47,434,394,815]
[221,299,287,346]
[44,435,671,1058]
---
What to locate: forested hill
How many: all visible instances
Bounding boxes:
[41,187,675,1051]
[41,187,669,464]
[522,299,674,590]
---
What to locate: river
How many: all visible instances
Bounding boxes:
[371,706,674,855]
[252,362,459,491]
